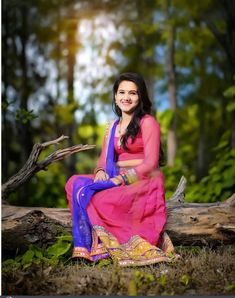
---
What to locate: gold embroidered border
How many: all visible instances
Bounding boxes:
[72,247,92,261]
[93,225,172,266]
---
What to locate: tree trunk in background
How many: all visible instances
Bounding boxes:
[2,8,9,181]
[164,0,177,167]
[205,0,235,148]
[232,109,235,148]
[66,19,78,175]
[146,77,156,115]
[197,101,207,181]
[17,8,34,203]
[18,8,33,167]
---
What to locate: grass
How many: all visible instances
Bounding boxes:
[2,245,235,296]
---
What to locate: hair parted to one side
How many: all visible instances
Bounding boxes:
[112,72,165,166]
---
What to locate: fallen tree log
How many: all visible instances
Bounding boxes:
[2,192,235,258]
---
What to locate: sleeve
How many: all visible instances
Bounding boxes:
[133,115,160,179]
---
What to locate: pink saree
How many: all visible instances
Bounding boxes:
[65,115,175,266]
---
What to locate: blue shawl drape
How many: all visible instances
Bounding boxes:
[72,120,119,251]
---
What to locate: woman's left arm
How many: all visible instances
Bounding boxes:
[111,116,160,185]
[134,115,160,179]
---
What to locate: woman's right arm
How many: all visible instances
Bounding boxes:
[94,122,110,181]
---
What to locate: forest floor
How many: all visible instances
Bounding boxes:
[2,245,235,296]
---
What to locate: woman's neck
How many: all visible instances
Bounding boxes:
[121,112,133,125]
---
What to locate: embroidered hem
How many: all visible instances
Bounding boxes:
[95,226,176,266]
[72,226,177,267]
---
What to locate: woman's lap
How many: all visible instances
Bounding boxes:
[65,171,166,246]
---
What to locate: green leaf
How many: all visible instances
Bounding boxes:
[180,274,190,286]
[56,235,73,241]
[226,284,235,290]
[226,101,235,112]
[223,86,235,98]
[47,241,71,257]
[21,249,35,265]
[35,249,43,259]
[158,274,167,286]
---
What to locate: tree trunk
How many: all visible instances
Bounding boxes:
[204,0,235,148]
[164,0,177,167]
[66,18,78,175]
[18,7,33,167]
[197,101,207,180]
[2,194,235,259]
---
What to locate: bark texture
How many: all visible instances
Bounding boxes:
[2,190,235,258]
[1,135,95,200]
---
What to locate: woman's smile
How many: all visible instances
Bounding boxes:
[115,80,139,114]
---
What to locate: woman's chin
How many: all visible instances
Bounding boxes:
[120,106,137,114]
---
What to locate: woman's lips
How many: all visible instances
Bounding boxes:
[121,101,132,105]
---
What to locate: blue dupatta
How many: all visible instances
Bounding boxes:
[72,120,119,253]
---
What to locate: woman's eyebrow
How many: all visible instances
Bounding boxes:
[118,89,137,92]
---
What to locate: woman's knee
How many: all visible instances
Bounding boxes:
[65,175,78,213]
[65,175,78,195]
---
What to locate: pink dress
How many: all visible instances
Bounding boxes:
[65,115,174,266]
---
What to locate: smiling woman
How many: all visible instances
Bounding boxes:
[65,72,176,267]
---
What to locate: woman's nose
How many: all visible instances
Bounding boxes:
[123,92,131,100]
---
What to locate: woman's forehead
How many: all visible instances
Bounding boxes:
[118,80,138,90]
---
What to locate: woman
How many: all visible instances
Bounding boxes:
[65,72,175,267]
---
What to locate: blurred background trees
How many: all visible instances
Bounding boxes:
[2,0,235,207]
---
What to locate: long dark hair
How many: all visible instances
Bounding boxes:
[112,72,165,166]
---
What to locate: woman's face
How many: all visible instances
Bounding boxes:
[115,80,139,115]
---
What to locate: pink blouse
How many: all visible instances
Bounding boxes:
[98,115,161,179]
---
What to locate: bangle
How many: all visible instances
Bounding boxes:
[120,169,138,185]
[120,173,129,185]
[126,169,138,184]
[94,167,105,175]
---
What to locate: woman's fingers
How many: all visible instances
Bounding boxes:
[94,171,109,182]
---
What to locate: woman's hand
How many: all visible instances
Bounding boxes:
[94,170,109,182]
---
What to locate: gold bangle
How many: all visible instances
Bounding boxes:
[94,167,105,175]
[125,169,138,184]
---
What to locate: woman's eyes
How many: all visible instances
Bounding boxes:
[118,91,137,95]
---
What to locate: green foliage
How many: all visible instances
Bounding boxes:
[128,270,155,295]
[224,84,235,112]
[186,131,235,202]
[226,284,235,294]
[15,109,38,124]
[158,274,167,286]
[179,274,190,286]
[163,164,185,200]
[223,86,235,98]
[47,235,72,257]
[28,162,67,208]
[96,258,113,268]
[157,109,174,135]
[2,235,72,273]
[2,0,235,207]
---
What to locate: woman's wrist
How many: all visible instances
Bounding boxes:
[115,175,125,185]
[94,167,105,175]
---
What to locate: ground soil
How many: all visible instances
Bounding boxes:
[2,245,235,296]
